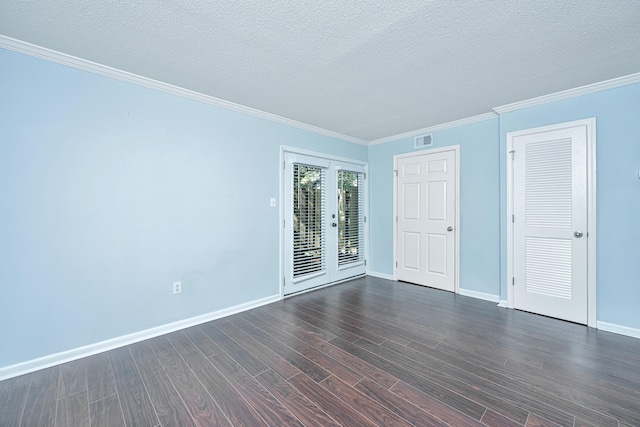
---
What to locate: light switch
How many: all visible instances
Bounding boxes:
[270,197,277,207]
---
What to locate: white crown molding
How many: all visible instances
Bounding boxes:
[0,293,281,381]
[369,71,640,147]
[0,35,368,146]
[368,112,498,146]
[4,35,638,148]
[493,72,640,114]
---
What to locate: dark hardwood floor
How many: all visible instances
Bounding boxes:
[2,276,640,426]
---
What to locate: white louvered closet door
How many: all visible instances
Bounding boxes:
[284,153,366,295]
[513,125,588,324]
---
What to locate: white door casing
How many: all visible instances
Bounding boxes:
[282,149,367,296]
[506,119,596,327]
[394,146,459,293]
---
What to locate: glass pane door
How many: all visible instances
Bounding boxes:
[331,164,366,283]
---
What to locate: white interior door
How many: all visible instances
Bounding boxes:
[512,124,588,324]
[395,148,457,292]
[284,152,366,295]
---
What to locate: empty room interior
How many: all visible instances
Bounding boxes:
[1,1,640,426]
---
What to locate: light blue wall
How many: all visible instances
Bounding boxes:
[2,45,639,371]
[370,83,640,331]
[0,48,367,368]
[368,118,501,297]
[499,82,640,329]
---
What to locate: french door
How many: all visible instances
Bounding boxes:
[283,152,366,295]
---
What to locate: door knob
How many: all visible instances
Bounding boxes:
[331,223,337,228]
[447,226,453,232]
[574,231,583,238]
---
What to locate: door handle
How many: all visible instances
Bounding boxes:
[447,226,453,232]
[574,231,583,238]
[331,223,337,228]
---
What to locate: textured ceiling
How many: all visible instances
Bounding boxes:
[1,0,640,142]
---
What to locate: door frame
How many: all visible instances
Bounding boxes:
[505,118,597,327]
[393,145,460,294]
[280,146,368,298]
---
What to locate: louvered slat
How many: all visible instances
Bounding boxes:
[525,237,572,299]
[525,139,573,228]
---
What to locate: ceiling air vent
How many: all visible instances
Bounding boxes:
[414,133,433,149]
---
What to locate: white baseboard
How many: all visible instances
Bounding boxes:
[284,274,366,298]
[596,321,640,340]
[366,271,395,280]
[0,294,281,381]
[458,288,500,303]
[497,299,508,308]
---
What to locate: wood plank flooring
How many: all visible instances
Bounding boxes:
[2,276,640,426]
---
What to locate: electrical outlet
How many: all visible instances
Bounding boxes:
[173,281,182,295]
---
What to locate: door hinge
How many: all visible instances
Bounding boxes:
[364,260,367,266]
[509,150,515,160]
[283,219,285,228]
[364,216,367,223]
[283,277,285,286]
[364,173,367,180]
[512,277,515,286]
[396,215,398,223]
[283,160,286,169]
[395,261,398,267]
[512,214,515,223]
[394,170,398,176]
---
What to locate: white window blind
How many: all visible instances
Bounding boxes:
[292,164,326,278]
[337,171,364,266]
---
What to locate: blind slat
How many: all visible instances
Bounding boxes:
[292,164,326,278]
[337,171,364,266]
